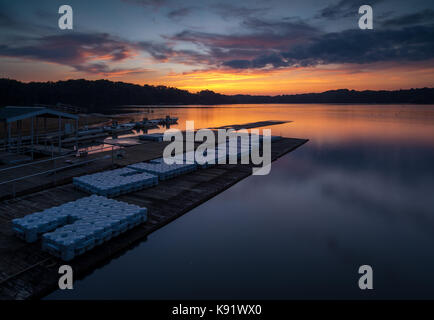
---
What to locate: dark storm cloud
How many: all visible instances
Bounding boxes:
[222,59,251,69]
[221,24,434,69]
[165,17,324,69]
[2,0,434,74]
[167,13,433,69]
[222,53,290,69]
[283,25,434,64]
[381,9,434,27]
[317,0,385,19]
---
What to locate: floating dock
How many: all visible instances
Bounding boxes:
[0,121,307,300]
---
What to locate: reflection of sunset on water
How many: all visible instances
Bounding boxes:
[121,104,434,146]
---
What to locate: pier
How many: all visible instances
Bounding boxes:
[0,114,307,300]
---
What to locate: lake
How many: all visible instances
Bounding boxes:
[47,104,434,299]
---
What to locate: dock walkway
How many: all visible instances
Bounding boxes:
[0,122,307,300]
[0,140,171,201]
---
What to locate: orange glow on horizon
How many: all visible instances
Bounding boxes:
[3,55,434,95]
[151,63,434,95]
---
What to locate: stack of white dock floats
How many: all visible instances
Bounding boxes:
[13,134,281,261]
[12,195,147,261]
[73,167,158,197]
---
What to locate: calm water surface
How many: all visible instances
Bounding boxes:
[47,104,434,299]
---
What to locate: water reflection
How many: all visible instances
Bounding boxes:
[47,104,434,299]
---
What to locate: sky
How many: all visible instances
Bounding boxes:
[0,0,433,95]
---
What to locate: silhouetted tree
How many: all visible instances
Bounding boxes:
[0,78,433,112]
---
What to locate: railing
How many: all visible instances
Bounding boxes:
[0,145,124,198]
[0,144,118,170]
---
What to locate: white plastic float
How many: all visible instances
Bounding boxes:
[128,161,197,180]
[12,195,147,261]
[73,167,158,197]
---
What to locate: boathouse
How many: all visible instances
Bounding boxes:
[0,106,79,161]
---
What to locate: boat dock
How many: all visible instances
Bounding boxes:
[213,120,290,130]
[0,117,307,300]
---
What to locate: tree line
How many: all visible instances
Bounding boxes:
[1,78,433,112]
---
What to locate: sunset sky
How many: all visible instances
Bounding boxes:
[0,0,433,95]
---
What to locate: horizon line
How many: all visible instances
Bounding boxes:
[2,78,433,97]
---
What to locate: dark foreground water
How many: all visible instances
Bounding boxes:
[47,104,434,299]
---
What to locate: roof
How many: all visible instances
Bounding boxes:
[0,106,79,123]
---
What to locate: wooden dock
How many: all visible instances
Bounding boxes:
[0,120,293,201]
[0,137,307,299]
[0,117,308,300]
[0,140,174,201]
[213,120,290,130]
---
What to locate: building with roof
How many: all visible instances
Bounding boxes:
[0,106,79,160]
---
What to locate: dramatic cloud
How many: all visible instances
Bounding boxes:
[3,10,433,75]
[170,29,308,50]
[222,24,434,69]
[1,0,434,89]
[166,17,320,67]
[135,41,175,61]
[283,25,434,64]
[0,32,148,76]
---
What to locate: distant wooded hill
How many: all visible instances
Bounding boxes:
[1,78,433,112]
